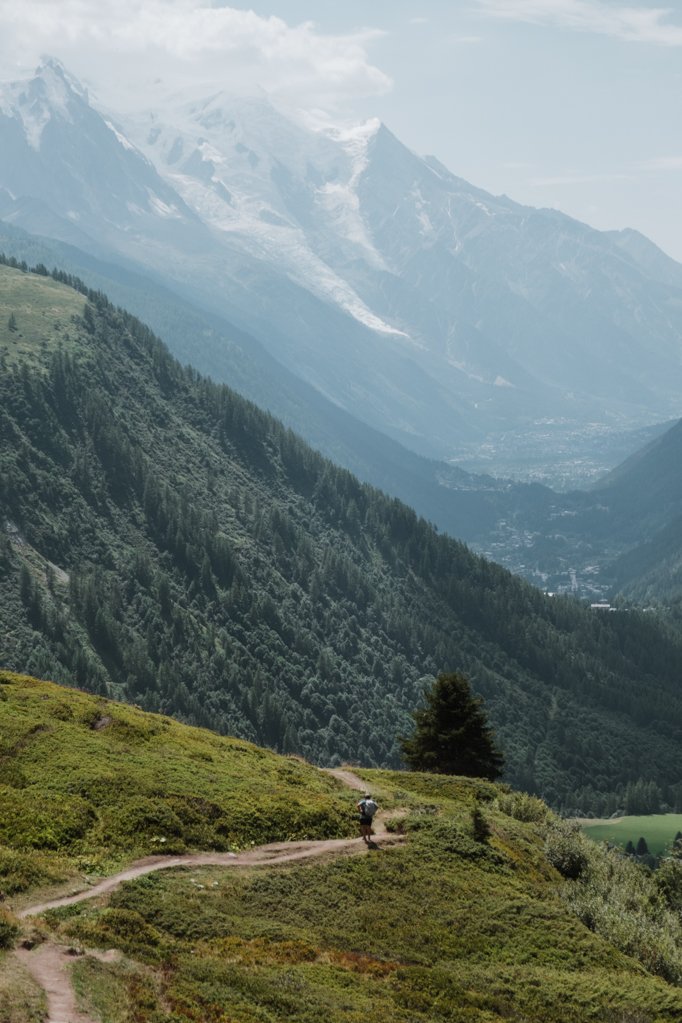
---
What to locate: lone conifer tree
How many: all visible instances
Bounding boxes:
[400,671,503,780]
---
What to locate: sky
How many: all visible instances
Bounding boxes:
[1,0,681,260]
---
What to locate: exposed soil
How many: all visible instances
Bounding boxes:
[12,776,406,1022]
[14,942,95,1023]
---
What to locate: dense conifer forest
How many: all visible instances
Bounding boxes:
[2,256,682,814]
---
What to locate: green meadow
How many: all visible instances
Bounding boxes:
[582,815,682,855]
[4,673,682,1021]
[0,670,352,900]
[0,266,85,369]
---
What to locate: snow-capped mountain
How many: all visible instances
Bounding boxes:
[0,59,204,254]
[2,59,682,468]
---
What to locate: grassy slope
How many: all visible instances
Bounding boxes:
[3,674,682,1022]
[0,268,85,369]
[39,772,682,1023]
[0,671,351,901]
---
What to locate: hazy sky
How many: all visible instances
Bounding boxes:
[1,0,681,260]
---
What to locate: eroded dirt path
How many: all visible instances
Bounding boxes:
[18,836,403,920]
[324,767,403,836]
[324,767,369,792]
[14,942,95,1023]
[12,778,405,1022]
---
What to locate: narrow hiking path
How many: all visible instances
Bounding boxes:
[11,773,406,1023]
[17,836,403,920]
[14,943,97,1023]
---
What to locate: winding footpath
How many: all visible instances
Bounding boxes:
[10,770,402,1023]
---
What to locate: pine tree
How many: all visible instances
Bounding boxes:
[636,836,650,856]
[400,671,504,780]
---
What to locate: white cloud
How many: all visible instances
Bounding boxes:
[475,0,682,46]
[638,155,682,170]
[530,171,633,185]
[0,0,392,110]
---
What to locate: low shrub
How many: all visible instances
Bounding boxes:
[497,791,549,823]
[0,907,19,949]
[65,907,165,960]
[0,787,95,850]
[547,822,682,984]
[0,844,75,895]
[544,820,589,880]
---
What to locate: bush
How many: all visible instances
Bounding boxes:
[656,856,682,913]
[471,802,490,843]
[65,907,163,960]
[544,820,589,880]
[496,791,549,823]
[0,907,19,949]
[548,825,682,984]
[0,787,95,850]
[0,844,74,895]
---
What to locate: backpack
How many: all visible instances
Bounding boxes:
[362,798,378,818]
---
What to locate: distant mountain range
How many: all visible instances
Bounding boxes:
[2,58,682,481]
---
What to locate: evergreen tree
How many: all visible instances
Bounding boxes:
[636,836,650,856]
[400,671,504,780]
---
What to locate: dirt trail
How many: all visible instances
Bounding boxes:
[324,767,369,792]
[324,767,398,836]
[12,776,405,1022]
[18,836,403,920]
[14,942,95,1023]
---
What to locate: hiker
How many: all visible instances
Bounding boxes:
[357,792,378,843]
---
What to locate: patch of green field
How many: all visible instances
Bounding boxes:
[582,814,682,855]
[0,671,353,900]
[0,264,85,369]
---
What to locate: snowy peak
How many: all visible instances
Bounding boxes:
[0,57,87,150]
[0,61,199,249]
[124,94,403,334]
[2,59,682,464]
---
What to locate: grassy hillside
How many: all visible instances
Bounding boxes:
[3,676,682,1022]
[4,259,682,813]
[0,671,350,898]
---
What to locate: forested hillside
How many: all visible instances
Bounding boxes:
[2,258,682,813]
[607,515,682,603]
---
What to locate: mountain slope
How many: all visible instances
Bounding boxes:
[4,222,679,605]
[608,514,682,602]
[584,419,682,600]
[4,261,682,812]
[594,419,682,536]
[0,219,555,550]
[1,61,682,477]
